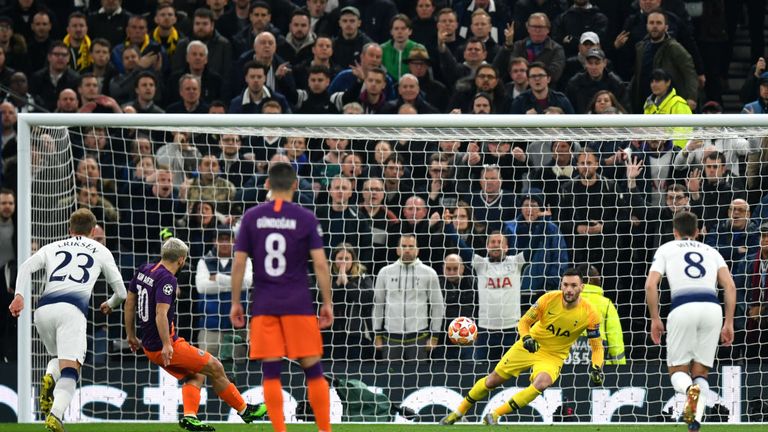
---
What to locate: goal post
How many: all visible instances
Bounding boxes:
[15,113,768,424]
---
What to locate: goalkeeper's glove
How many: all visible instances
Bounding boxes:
[522,335,540,353]
[160,227,174,241]
[589,364,604,385]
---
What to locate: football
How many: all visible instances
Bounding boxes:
[447,316,478,345]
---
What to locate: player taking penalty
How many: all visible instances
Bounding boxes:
[646,211,735,432]
[124,238,266,431]
[230,162,334,432]
[9,209,127,432]
[441,268,604,425]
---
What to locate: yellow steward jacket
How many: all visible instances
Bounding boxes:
[643,88,693,148]
[581,283,626,365]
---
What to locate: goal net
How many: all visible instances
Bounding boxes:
[15,113,768,424]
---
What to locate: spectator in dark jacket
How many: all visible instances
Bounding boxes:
[316,176,374,269]
[380,73,439,114]
[87,0,130,48]
[168,41,223,106]
[292,35,341,87]
[437,36,488,90]
[348,0,399,44]
[628,10,698,113]
[232,31,297,100]
[558,148,631,292]
[118,167,181,261]
[215,0,252,42]
[566,48,627,113]
[551,0,609,57]
[231,1,286,57]
[29,42,80,112]
[455,0,511,44]
[229,61,291,113]
[404,47,449,111]
[688,151,745,232]
[328,42,396,100]
[339,67,389,114]
[277,10,315,66]
[448,64,507,114]
[411,0,437,50]
[110,15,165,75]
[705,199,761,267]
[172,8,234,87]
[291,65,339,114]
[326,243,375,360]
[513,0,569,41]
[332,6,373,70]
[497,12,566,85]
[508,62,574,114]
[503,190,569,301]
[612,1,704,85]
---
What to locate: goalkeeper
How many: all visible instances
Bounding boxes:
[441,268,605,425]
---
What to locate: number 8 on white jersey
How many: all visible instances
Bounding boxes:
[649,240,727,306]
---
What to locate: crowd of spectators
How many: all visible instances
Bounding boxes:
[1,0,768,365]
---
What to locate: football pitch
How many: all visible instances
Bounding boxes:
[1,424,764,432]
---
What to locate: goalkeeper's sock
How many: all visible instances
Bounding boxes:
[263,361,286,432]
[671,371,693,395]
[182,384,202,417]
[693,376,709,422]
[46,359,61,382]
[216,382,247,414]
[50,367,78,419]
[305,363,331,432]
[458,377,491,415]
[494,385,541,416]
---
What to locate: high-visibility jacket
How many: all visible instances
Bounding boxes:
[581,283,626,365]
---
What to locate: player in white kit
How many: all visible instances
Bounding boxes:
[645,211,735,432]
[8,209,126,432]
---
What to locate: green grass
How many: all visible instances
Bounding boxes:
[1,424,764,432]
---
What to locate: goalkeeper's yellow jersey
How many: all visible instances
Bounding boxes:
[523,291,602,360]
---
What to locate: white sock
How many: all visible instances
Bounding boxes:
[46,359,61,381]
[50,368,78,419]
[693,376,709,422]
[671,371,692,395]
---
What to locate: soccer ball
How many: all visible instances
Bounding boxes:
[447,316,478,345]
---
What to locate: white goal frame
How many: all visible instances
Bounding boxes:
[15,112,768,423]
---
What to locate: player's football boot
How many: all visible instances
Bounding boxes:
[482,412,500,425]
[439,411,462,425]
[44,413,65,432]
[688,420,701,432]
[178,415,216,431]
[40,373,55,417]
[239,403,268,423]
[683,384,700,424]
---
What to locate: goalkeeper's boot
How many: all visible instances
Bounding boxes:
[688,420,701,432]
[179,415,216,431]
[44,413,65,432]
[482,412,500,425]
[439,411,463,425]
[239,403,268,423]
[40,373,55,417]
[683,384,700,424]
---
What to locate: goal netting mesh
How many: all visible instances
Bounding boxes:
[18,115,768,424]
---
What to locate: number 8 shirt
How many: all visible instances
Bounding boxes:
[235,198,324,317]
[649,239,727,310]
[649,239,727,367]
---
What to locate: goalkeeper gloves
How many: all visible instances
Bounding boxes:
[522,335,540,353]
[589,364,604,385]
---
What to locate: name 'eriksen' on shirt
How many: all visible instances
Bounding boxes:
[257,217,297,230]
[57,241,98,254]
